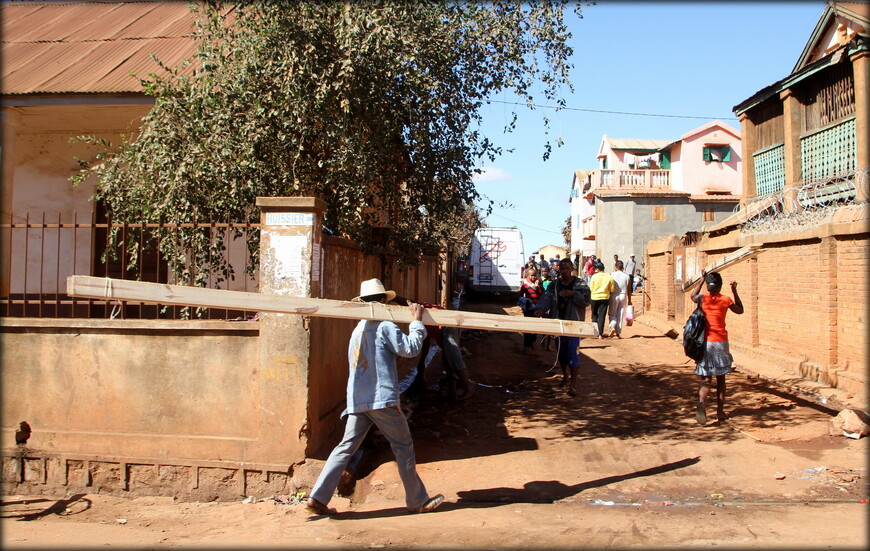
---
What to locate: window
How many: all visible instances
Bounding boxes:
[703,145,731,162]
[660,151,671,169]
[702,208,715,222]
[652,206,666,221]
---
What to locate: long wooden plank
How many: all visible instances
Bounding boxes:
[67,276,599,337]
[680,245,765,291]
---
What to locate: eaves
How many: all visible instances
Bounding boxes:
[688,195,741,203]
[592,189,691,199]
[733,37,868,116]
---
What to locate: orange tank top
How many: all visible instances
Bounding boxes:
[701,293,733,343]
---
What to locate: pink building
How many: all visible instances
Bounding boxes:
[570,120,742,262]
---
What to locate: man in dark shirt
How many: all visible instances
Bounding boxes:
[535,258,591,396]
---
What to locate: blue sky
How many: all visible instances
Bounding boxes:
[471,0,827,254]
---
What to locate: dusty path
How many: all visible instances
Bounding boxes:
[2,300,867,549]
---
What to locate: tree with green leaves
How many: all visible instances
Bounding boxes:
[561,215,572,251]
[74,0,589,285]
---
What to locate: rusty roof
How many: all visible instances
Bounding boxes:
[1,1,200,95]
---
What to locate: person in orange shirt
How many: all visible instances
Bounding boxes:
[690,270,744,425]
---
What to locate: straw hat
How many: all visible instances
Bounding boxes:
[353,278,396,302]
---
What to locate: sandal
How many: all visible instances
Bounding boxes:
[695,402,707,425]
[410,494,444,514]
[305,498,336,516]
[567,388,577,397]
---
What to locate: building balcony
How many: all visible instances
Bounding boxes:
[580,217,596,240]
[584,169,671,197]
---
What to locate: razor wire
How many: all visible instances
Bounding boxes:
[740,167,868,234]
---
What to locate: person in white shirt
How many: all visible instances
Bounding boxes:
[625,254,637,292]
[607,260,632,338]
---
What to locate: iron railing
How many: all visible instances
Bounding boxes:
[0,213,260,319]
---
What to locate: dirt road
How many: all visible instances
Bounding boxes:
[2,299,867,548]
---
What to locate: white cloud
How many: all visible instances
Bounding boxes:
[473,166,513,184]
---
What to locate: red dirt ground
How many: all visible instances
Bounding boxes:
[2,298,867,548]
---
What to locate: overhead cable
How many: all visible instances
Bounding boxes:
[486,99,739,121]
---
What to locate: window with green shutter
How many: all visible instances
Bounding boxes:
[703,145,731,162]
[660,151,671,169]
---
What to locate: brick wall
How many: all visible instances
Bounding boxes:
[835,235,868,388]
[645,210,868,404]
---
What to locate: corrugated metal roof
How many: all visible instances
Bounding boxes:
[607,138,674,151]
[1,1,199,95]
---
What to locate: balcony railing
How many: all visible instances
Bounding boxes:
[591,169,670,191]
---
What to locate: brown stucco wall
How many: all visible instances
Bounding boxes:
[0,319,268,500]
[1,247,443,500]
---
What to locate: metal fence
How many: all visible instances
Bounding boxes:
[0,213,260,319]
[739,167,868,234]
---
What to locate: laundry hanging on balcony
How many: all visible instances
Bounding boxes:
[626,152,660,169]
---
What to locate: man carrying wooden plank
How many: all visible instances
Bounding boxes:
[305,278,444,516]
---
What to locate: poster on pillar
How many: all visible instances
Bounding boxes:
[272,234,310,296]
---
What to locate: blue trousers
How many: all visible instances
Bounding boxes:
[309,406,430,510]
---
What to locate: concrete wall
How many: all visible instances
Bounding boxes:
[1,319,268,500]
[1,212,442,500]
[595,197,736,269]
[643,206,868,407]
[679,123,742,196]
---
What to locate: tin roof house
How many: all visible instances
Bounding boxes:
[1,1,202,315]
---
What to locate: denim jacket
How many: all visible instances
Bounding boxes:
[343,319,427,417]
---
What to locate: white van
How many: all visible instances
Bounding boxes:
[468,227,525,294]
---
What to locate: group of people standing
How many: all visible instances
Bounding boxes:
[520,252,637,342]
[518,251,638,396]
[587,254,633,339]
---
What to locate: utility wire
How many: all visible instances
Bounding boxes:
[486,99,739,121]
[487,211,563,234]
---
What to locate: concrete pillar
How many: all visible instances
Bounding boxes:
[819,236,838,374]
[748,256,759,348]
[779,88,803,190]
[850,49,869,201]
[1,107,20,297]
[254,197,326,465]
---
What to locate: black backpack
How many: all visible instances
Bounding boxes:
[683,300,707,361]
